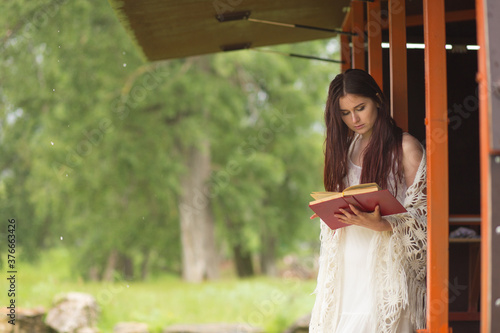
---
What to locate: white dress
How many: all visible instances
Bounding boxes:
[335,159,413,332]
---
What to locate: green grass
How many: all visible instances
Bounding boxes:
[1,248,316,333]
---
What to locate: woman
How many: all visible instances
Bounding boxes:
[309,69,427,333]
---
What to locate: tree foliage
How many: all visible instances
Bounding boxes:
[0,0,339,279]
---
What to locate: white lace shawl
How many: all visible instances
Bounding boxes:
[309,150,427,332]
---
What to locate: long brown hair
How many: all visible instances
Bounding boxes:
[323,69,403,193]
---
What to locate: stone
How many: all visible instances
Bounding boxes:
[76,328,100,333]
[0,307,47,333]
[163,323,263,333]
[114,322,149,333]
[45,292,99,333]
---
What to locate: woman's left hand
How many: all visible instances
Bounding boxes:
[335,204,392,232]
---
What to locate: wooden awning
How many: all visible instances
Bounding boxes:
[110,0,351,61]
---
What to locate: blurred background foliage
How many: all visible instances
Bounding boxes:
[0,0,340,282]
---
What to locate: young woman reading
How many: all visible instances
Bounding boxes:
[309,69,427,333]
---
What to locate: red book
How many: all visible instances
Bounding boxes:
[309,183,407,230]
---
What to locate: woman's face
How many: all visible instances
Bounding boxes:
[338,93,379,139]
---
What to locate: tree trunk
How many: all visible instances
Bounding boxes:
[260,234,278,276]
[233,243,254,277]
[119,253,134,280]
[88,266,100,281]
[224,216,255,277]
[179,140,219,282]
[140,249,150,280]
[102,249,118,281]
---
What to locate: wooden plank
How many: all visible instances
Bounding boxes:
[340,34,351,72]
[112,0,352,61]
[449,214,481,226]
[389,0,408,131]
[367,0,383,89]
[449,312,481,321]
[475,0,499,331]
[449,239,480,243]
[406,9,477,27]
[484,1,500,151]
[376,9,477,30]
[341,7,352,72]
[351,1,365,70]
[475,0,490,330]
[468,242,480,314]
[423,0,450,331]
[487,156,500,332]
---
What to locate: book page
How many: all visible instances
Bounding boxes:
[343,183,381,196]
[310,183,381,202]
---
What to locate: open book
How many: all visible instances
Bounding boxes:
[309,183,407,230]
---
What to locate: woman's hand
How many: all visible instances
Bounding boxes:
[335,204,392,232]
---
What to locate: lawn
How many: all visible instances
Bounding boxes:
[1,248,317,333]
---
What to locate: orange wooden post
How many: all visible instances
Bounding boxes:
[367,0,383,90]
[388,0,408,132]
[423,0,450,331]
[341,9,352,72]
[340,34,351,72]
[351,1,365,70]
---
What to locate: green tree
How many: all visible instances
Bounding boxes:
[208,45,334,276]
[1,0,338,281]
[1,0,183,278]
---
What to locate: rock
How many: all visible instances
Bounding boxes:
[0,320,10,333]
[17,307,47,333]
[76,328,100,333]
[0,307,47,333]
[282,313,310,333]
[45,292,99,333]
[114,322,149,333]
[163,323,263,333]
